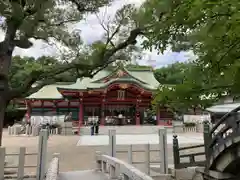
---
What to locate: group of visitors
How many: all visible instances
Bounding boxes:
[90,120,100,135]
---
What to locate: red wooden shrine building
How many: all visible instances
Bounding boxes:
[23,66,173,130]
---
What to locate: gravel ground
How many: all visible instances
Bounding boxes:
[2,129,205,176]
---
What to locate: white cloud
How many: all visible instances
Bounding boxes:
[0,0,193,67]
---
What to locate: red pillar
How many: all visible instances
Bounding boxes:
[25,100,31,123]
[78,98,83,135]
[157,107,161,125]
[100,96,105,126]
[135,98,140,125]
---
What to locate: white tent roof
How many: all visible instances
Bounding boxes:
[206,103,240,113]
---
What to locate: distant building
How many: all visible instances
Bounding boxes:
[19,65,174,133]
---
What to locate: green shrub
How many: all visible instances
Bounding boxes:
[184,122,196,127]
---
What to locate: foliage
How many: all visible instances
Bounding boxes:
[0,0,146,144]
[183,122,196,127]
[0,1,145,102]
[135,0,240,96]
[152,62,224,113]
[154,62,189,84]
[4,102,25,127]
[9,56,78,97]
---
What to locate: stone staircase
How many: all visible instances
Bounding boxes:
[79,125,173,135]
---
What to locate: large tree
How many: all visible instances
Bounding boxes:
[153,62,227,114]
[135,0,240,94]
[154,62,189,85]
[129,0,240,112]
[0,0,145,145]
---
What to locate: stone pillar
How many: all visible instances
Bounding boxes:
[100,95,106,126]
[78,98,83,135]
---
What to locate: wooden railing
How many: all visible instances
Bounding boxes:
[0,129,49,180]
[8,125,60,136]
[172,121,214,169]
[0,147,38,179]
[206,106,240,169]
[45,153,60,180]
[173,135,206,169]
[116,144,166,175]
[108,128,168,175]
[95,152,154,180]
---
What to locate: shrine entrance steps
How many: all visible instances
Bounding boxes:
[79,125,173,135]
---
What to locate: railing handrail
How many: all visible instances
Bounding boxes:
[208,106,240,152]
[173,135,206,169]
[210,106,240,134]
[96,153,153,180]
[45,153,60,180]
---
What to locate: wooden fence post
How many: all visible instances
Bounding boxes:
[159,128,168,174]
[0,147,5,180]
[144,144,150,175]
[17,147,26,180]
[36,129,48,180]
[173,135,180,169]
[53,153,60,175]
[8,126,11,135]
[108,129,116,157]
[127,145,133,164]
[203,121,210,163]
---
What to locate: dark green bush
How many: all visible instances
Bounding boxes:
[183,122,196,127]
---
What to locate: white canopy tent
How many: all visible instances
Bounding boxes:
[206,103,240,113]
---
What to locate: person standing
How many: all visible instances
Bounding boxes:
[90,120,95,136]
[95,120,100,135]
[118,113,123,126]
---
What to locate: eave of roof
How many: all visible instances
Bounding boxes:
[206,103,240,113]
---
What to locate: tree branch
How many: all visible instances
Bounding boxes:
[69,0,102,12]
[10,24,144,100]
[13,39,33,49]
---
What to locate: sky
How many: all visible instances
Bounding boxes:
[0,0,193,68]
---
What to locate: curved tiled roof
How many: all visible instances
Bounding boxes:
[27,66,160,99]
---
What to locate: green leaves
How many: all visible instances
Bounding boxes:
[135,0,240,101]
[153,62,226,112]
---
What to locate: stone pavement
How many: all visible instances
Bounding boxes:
[77,133,204,146]
[59,170,109,180]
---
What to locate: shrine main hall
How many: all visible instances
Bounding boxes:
[23,65,173,130]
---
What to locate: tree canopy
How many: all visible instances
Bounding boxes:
[126,0,240,113]
[0,0,147,145]
[153,62,227,113]
[135,0,240,95]
[0,1,146,102]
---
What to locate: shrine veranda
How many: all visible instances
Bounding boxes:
[18,65,174,133]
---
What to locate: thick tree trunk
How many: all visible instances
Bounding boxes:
[0,53,12,146]
[0,98,6,146]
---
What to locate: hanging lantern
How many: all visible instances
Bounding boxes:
[119,84,128,89]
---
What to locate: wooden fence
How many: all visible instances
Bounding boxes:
[173,121,210,169]
[107,128,168,175]
[8,125,60,136]
[0,130,48,180]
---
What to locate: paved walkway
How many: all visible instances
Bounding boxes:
[77,133,203,146]
[59,170,109,180]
